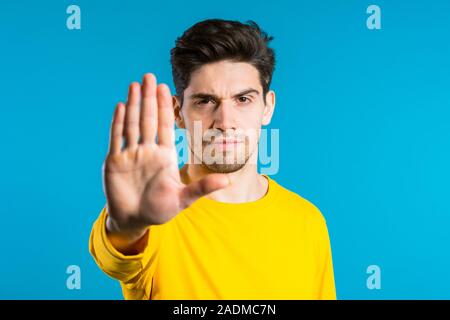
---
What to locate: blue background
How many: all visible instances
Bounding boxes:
[1,0,449,299]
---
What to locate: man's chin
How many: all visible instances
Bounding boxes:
[202,162,247,174]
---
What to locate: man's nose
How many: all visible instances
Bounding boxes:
[213,99,236,130]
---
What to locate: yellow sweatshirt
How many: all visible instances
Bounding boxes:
[89,175,336,300]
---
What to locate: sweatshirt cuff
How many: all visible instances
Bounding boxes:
[89,206,149,282]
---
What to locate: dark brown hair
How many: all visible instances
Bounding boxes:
[170,19,275,106]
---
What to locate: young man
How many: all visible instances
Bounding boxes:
[89,19,336,300]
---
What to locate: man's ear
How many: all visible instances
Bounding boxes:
[173,95,185,129]
[262,90,276,126]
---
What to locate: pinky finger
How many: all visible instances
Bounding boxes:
[108,102,125,155]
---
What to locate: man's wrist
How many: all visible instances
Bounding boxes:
[106,215,147,238]
[105,215,150,255]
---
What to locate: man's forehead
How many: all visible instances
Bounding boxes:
[186,61,262,95]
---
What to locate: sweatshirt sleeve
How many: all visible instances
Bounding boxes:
[88,206,161,299]
[316,217,337,300]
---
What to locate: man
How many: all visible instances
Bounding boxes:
[89,19,336,300]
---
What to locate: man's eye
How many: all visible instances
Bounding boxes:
[197,99,214,105]
[237,96,251,103]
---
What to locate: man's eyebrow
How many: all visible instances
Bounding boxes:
[232,88,260,98]
[189,88,260,100]
[189,92,219,100]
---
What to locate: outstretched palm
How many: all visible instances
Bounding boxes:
[103,74,228,231]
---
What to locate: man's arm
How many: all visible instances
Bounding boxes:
[89,73,230,295]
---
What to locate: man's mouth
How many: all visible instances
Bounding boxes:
[208,138,244,151]
[214,139,242,144]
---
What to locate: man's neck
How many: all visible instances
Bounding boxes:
[180,163,268,203]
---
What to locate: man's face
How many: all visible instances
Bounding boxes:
[174,60,275,173]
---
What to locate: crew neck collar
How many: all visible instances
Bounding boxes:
[191,174,280,211]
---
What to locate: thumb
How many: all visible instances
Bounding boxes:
[180,173,230,209]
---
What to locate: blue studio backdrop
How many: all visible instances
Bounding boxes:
[1,0,449,299]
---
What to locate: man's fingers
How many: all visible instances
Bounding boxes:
[140,73,158,144]
[180,174,230,208]
[124,82,141,149]
[156,84,175,147]
[108,102,125,155]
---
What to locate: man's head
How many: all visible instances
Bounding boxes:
[170,19,276,173]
